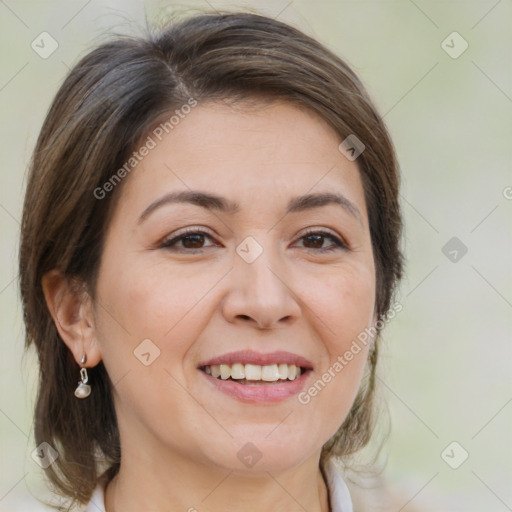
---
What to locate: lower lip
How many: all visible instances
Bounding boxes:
[199,369,311,403]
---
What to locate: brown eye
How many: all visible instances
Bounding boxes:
[302,233,324,249]
[296,230,347,252]
[161,230,217,252]
[180,233,207,249]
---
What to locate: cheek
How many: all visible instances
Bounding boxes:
[297,276,373,440]
[302,262,374,405]
[93,257,211,421]
[306,262,376,351]
[94,254,222,368]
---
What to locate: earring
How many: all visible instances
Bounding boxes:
[74,354,91,399]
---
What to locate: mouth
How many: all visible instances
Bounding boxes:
[199,363,310,385]
[196,350,313,402]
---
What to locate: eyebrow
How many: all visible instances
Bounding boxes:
[138,190,363,225]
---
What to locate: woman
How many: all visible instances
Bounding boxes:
[19,11,403,512]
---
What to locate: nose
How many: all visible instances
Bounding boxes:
[221,237,301,330]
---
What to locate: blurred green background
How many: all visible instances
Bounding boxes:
[1,1,511,510]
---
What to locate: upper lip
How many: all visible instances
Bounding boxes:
[197,350,314,370]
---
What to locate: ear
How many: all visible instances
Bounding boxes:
[41,269,102,367]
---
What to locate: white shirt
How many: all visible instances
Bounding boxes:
[85,458,353,512]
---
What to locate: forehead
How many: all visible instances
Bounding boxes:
[156,99,341,164]
[114,99,367,223]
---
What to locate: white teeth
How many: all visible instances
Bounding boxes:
[261,364,279,381]
[220,364,231,380]
[231,363,245,379]
[245,364,262,381]
[203,363,304,382]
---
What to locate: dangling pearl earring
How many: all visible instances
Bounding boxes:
[74,354,91,399]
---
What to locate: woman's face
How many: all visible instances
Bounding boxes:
[91,99,376,473]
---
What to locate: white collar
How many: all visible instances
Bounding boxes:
[85,458,353,512]
[323,457,354,512]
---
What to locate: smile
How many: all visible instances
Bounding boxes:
[197,350,313,402]
[200,363,305,383]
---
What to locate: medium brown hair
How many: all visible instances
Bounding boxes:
[19,10,403,509]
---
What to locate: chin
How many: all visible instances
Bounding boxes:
[199,433,318,475]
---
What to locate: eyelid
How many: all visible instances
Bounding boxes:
[160,226,218,247]
[161,226,344,242]
[164,226,216,239]
[160,225,350,254]
[298,226,342,238]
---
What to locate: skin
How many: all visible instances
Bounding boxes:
[43,99,376,512]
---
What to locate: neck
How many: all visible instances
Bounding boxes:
[104,442,330,512]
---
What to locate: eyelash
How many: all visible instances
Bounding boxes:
[160,227,348,253]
